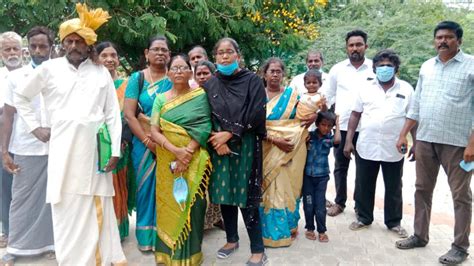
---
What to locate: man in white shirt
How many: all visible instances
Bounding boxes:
[289,50,328,97]
[1,26,55,264]
[323,30,375,216]
[13,4,126,264]
[343,49,413,237]
[0,31,22,249]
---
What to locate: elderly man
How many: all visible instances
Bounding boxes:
[343,49,413,238]
[0,31,22,249]
[289,50,328,97]
[14,4,126,264]
[395,21,474,265]
[322,30,375,216]
[1,26,56,264]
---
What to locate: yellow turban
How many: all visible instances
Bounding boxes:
[59,3,111,45]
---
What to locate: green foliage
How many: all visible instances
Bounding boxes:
[0,0,327,73]
[297,0,474,86]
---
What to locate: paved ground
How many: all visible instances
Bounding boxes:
[2,155,473,265]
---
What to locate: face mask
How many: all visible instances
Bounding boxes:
[216,60,238,76]
[173,176,188,211]
[376,66,395,83]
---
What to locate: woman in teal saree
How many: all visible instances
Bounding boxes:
[123,36,172,251]
[150,55,212,265]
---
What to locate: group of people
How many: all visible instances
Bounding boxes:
[0,3,472,265]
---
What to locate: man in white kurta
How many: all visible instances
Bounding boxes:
[13,4,126,265]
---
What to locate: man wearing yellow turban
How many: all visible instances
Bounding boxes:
[13,3,127,265]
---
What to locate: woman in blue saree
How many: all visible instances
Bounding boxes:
[123,36,172,251]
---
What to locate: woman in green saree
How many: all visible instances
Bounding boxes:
[150,55,212,265]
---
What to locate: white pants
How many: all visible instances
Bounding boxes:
[51,194,127,265]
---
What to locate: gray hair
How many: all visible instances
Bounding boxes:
[0,31,22,49]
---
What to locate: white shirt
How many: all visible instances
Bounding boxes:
[14,57,122,204]
[5,64,49,155]
[289,71,328,97]
[321,58,375,131]
[353,78,413,162]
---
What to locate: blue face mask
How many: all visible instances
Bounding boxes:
[376,66,395,83]
[217,60,239,76]
[173,176,188,211]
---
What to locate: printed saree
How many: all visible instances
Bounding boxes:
[112,78,135,240]
[151,88,212,265]
[260,87,308,247]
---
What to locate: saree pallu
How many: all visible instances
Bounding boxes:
[112,79,135,240]
[260,87,308,247]
[154,88,212,266]
[131,78,172,250]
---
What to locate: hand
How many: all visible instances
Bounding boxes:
[103,156,119,172]
[396,135,408,154]
[343,142,354,159]
[317,95,328,110]
[173,160,189,174]
[208,131,233,150]
[408,145,416,162]
[216,143,232,156]
[300,113,317,128]
[173,147,193,165]
[2,152,20,174]
[273,137,295,153]
[32,127,51,143]
[464,142,474,162]
[146,141,157,155]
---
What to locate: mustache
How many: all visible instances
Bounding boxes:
[438,43,449,49]
[6,55,20,62]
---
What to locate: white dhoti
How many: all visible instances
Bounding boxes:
[51,194,126,265]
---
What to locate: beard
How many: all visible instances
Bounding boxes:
[3,55,21,68]
[31,55,49,65]
[349,52,364,62]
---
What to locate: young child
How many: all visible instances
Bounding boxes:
[303,111,340,242]
[296,69,327,131]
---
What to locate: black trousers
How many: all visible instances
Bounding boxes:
[1,155,13,235]
[333,130,358,208]
[220,204,264,253]
[355,153,404,228]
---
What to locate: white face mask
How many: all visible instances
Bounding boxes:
[3,55,21,68]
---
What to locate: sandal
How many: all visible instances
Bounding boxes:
[389,225,408,238]
[318,233,329,243]
[327,204,344,217]
[216,243,239,259]
[438,248,468,264]
[305,231,317,241]
[1,254,15,266]
[395,235,427,249]
[349,221,369,231]
[325,200,333,208]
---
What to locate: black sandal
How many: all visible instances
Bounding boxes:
[438,248,468,264]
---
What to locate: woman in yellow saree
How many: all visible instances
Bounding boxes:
[259,58,310,247]
[150,55,212,265]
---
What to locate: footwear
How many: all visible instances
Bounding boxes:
[395,235,427,249]
[389,225,408,238]
[305,230,317,241]
[349,221,369,231]
[290,230,298,240]
[318,233,329,243]
[246,253,268,266]
[44,251,56,260]
[439,247,469,264]
[216,243,239,259]
[0,235,7,248]
[1,254,15,266]
[327,204,344,217]
[325,200,333,208]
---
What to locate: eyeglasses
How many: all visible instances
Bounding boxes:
[216,50,236,57]
[149,47,169,53]
[169,65,190,72]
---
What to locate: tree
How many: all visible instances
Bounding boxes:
[0,0,328,73]
[296,0,474,86]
